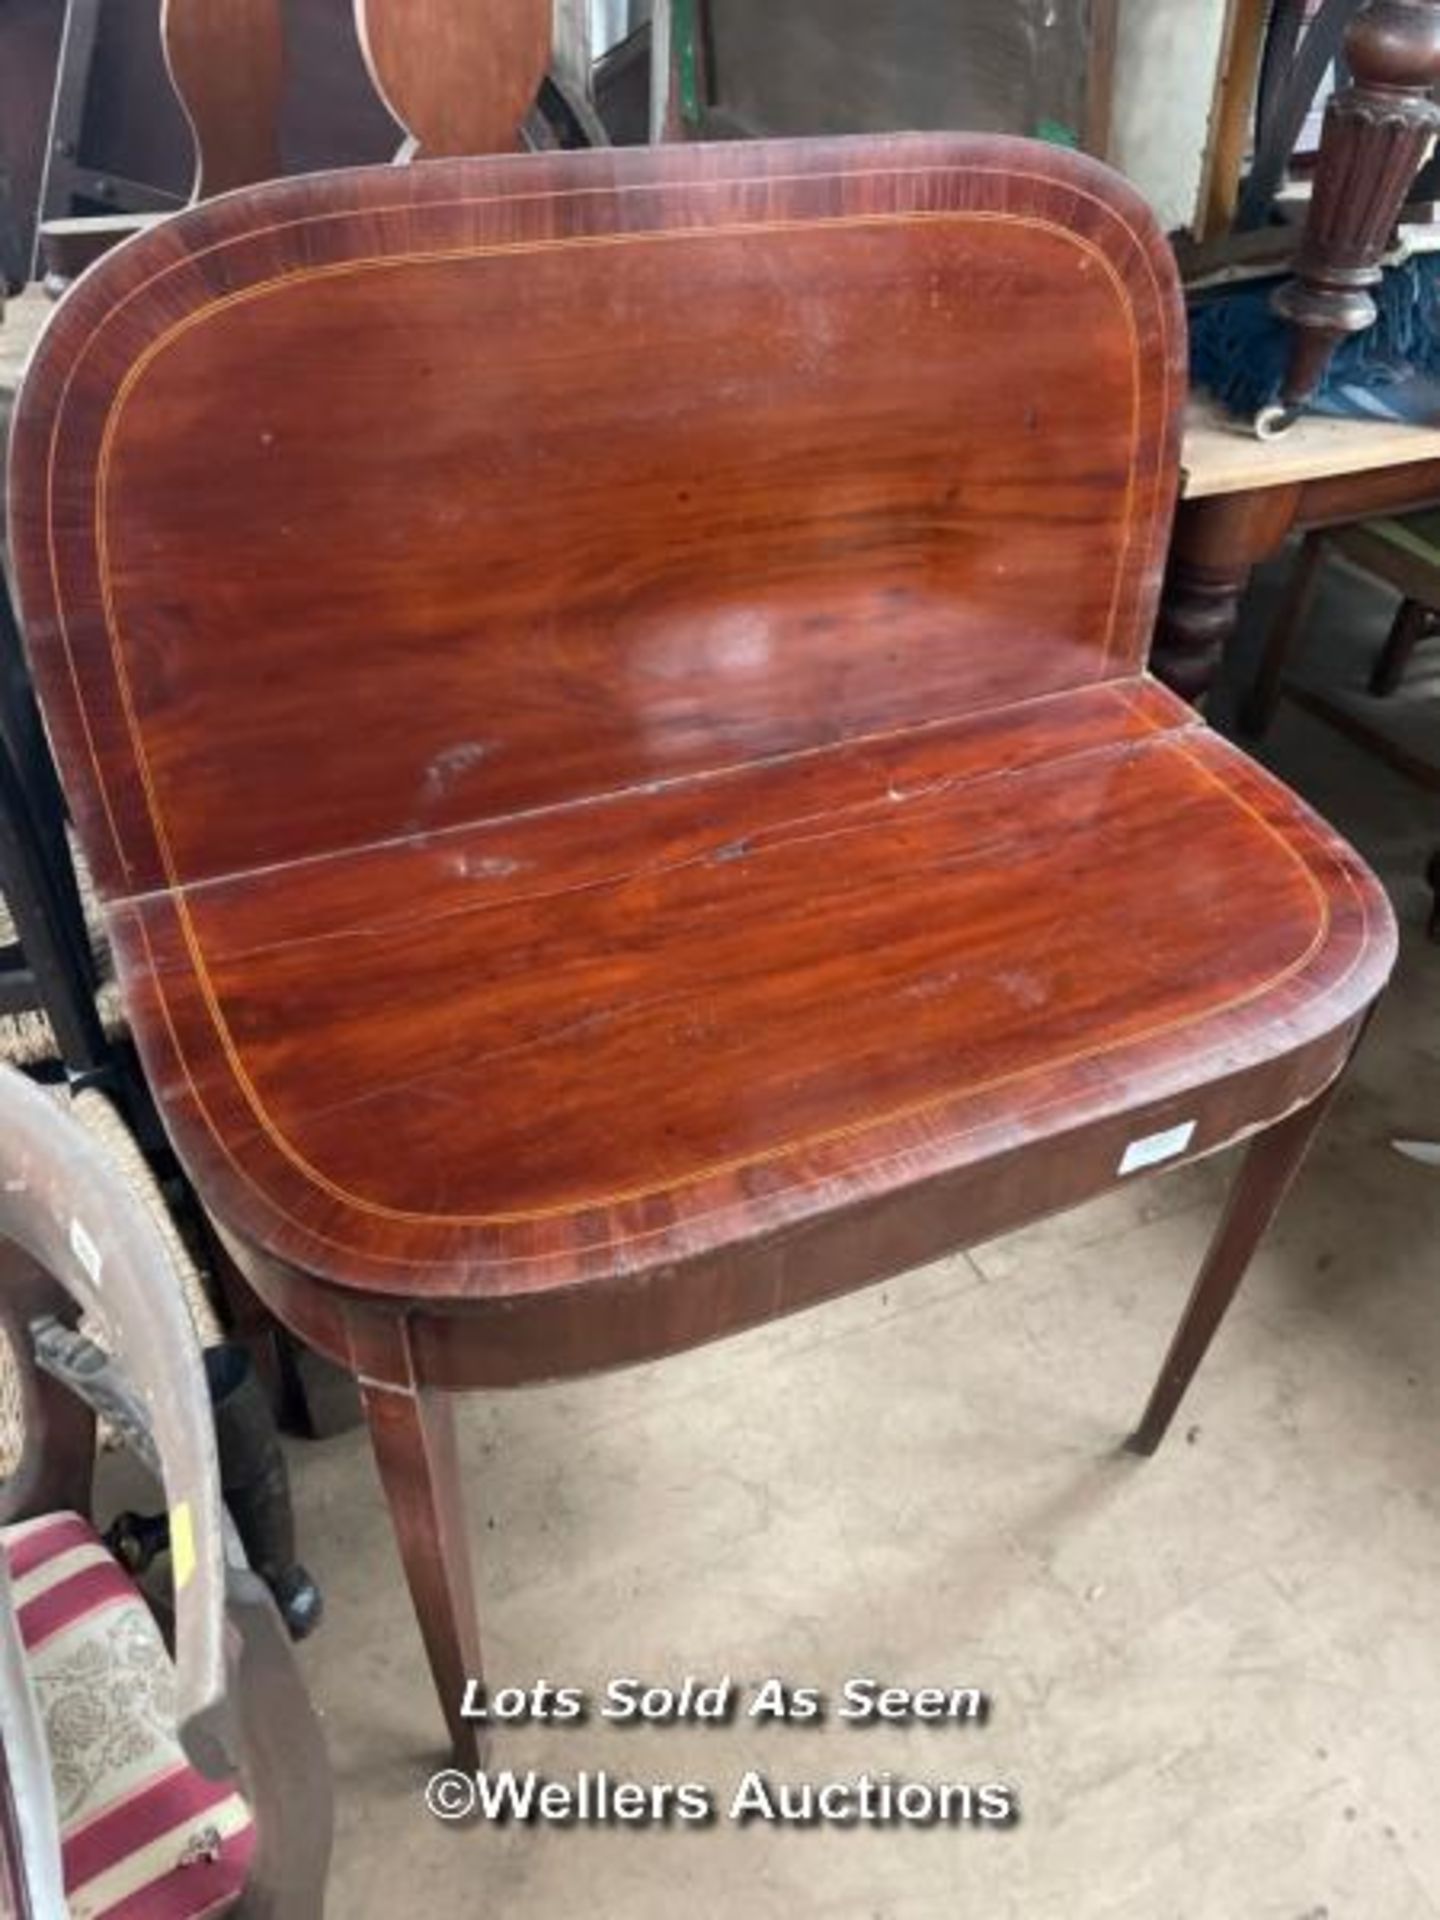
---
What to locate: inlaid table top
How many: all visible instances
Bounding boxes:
[95,676,1388,1302]
[5,136,1395,1352]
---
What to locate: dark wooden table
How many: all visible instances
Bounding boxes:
[1154,394,1440,701]
[8,134,1397,1766]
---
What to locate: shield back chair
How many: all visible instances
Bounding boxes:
[35,0,287,294]
[355,0,553,158]
[39,0,591,294]
[0,1062,330,1917]
[6,133,1398,1768]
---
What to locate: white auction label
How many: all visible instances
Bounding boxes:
[1117,1120,1196,1176]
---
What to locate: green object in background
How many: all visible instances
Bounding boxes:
[674,0,703,126]
[1035,118,1080,149]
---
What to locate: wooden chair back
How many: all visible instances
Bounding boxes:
[38,0,562,287]
[355,0,553,154]
[162,0,286,198]
[166,0,557,175]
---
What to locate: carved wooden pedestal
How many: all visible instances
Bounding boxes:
[1271,0,1440,423]
[1157,2,1440,694]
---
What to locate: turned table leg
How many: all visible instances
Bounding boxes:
[1127,1082,1341,1455]
[1272,0,1440,422]
[1153,553,1257,704]
[362,1377,487,1768]
[1152,486,1302,703]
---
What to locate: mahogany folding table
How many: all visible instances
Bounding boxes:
[6,133,1397,1766]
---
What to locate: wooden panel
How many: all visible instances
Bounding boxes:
[354,0,550,154]
[1198,0,1270,240]
[162,0,285,197]
[10,136,1184,900]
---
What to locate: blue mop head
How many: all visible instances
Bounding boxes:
[1189,251,1440,424]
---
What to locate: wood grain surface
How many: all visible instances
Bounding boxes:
[161,0,285,198]
[354,0,550,155]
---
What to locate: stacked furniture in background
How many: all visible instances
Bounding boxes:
[1157,0,1440,700]
[34,0,588,293]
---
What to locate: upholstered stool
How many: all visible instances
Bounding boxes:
[1,1513,252,1918]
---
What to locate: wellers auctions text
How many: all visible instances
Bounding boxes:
[461,1768,1018,1828]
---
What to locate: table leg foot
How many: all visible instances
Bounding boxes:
[1126,1083,1339,1456]
[363,1377,488,1769]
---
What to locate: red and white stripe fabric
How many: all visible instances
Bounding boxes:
[2,1512,253,1918]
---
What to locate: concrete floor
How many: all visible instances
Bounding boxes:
[5,291,1440,1916]
[290,568,1440,1918]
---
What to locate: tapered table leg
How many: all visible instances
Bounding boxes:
[363,1378,487,1768]
[1153,486,1302,705]
[1127,1083,1341,1455]
[1153,552,1257,704]
[1368,596,1433,697]
[1239,528,1330,735]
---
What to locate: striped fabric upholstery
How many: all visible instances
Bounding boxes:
[1,1512,253,1918]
